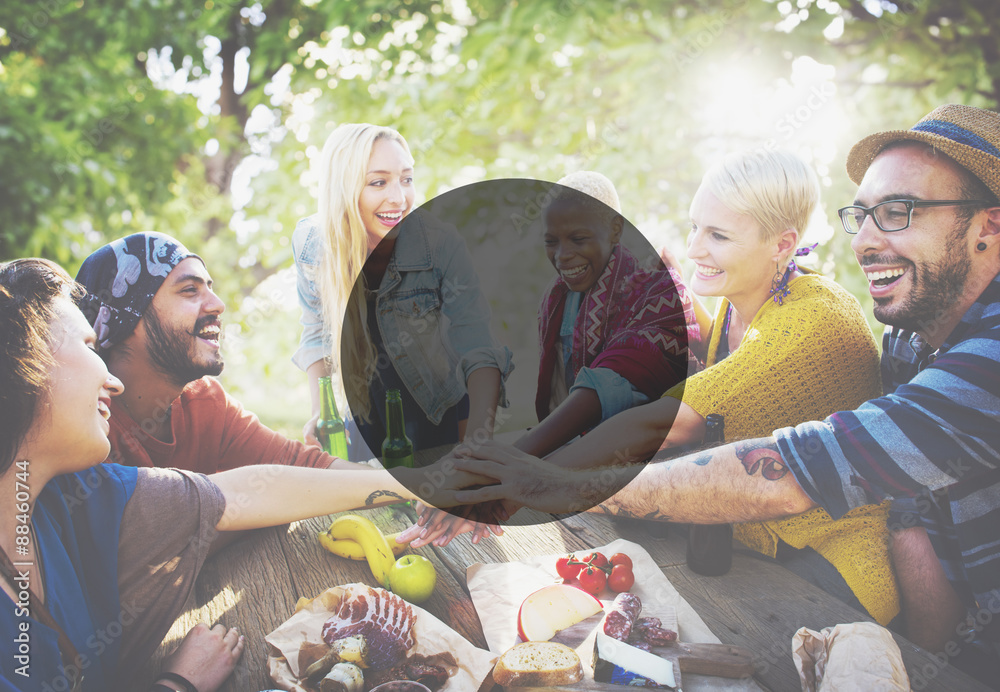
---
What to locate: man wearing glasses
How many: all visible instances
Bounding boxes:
[450,104,1000,682]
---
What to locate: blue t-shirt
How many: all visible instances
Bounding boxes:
[559,291,649,421]
[0,464,137,691]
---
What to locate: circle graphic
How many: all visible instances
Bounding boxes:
[340,178,693,526]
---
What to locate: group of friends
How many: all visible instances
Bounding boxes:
[0,101,998,691]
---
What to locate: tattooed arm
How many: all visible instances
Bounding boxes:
[453,438,817,522]
[594,437,817,523]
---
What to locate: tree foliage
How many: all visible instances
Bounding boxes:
[1,0,996,431]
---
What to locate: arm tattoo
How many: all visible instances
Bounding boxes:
[689,450,713,467]
[594,504,672,522]
[734,440,788,481]
[365,489,406,506]
[589,461,675,520]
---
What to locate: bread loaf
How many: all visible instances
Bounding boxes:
[492,641,583,687]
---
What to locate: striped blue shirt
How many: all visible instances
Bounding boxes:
[775,271,1000,631]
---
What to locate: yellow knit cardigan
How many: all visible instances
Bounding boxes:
[664,272,899,625]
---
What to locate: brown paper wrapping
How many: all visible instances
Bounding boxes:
[792,622,910,692]
[265,583,497,691]
[466,537,761,691]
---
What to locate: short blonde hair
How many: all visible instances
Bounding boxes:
[556,171,622,212]
[701,149,819,242]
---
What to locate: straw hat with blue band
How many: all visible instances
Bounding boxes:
[846,104,1000,201]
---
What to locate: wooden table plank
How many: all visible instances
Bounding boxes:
[145,525,302,691]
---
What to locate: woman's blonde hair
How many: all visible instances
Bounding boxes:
[316,123,411,422]
[702,149,819,245]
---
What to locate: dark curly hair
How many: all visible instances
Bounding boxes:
[0,258,86,473]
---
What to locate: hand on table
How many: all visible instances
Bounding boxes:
[405,497,520,547]
[161,622,244,692]
[395,502,504,548]
[418,498,524,546]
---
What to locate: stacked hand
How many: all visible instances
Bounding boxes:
[396,441,586,548]
[396,442,509,547]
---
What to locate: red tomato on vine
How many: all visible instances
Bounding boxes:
[556,555,582,580]
[578,565,607,595]
[608,563,635,592]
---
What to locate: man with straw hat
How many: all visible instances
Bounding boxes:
[446,104,1000,684]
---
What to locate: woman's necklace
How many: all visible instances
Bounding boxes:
[726,305,746,355]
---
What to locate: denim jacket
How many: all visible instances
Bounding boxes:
[292,212,513,424]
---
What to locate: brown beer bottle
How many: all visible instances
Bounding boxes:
[686,413,734,576]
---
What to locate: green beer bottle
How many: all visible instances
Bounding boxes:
[381,389,415,469]
[316,376,349,460]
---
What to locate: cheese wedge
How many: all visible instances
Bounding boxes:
[593,630,677,688]
[516,584,603,642]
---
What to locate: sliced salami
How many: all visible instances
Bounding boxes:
[602,592,642,641]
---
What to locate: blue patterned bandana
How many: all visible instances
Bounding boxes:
[76,233,201,350]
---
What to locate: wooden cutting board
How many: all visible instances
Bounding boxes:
[499,604,753,691]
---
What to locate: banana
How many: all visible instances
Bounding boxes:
[318,530,365,559]
[318,531,406,561]
[326,514,396,586]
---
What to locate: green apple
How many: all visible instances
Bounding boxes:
[387,554,437,604]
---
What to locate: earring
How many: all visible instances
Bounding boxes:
[769,259,792,306]
[978,242,988,251]
[769,261,783,294]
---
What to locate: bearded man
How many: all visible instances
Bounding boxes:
[76,232,355,473]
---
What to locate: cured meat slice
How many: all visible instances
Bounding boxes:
[603,592,642,641]
[321,584,416,669]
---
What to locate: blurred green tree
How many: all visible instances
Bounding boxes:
[1,0,996,433]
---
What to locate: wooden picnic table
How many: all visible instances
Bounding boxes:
[147,460,992,692]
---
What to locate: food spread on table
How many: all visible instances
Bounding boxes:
[594,592,679,688]
[468,538,759,691]
[317,514,437,605]
[266,583,496,692]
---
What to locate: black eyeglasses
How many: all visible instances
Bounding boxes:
[838,199,993,234]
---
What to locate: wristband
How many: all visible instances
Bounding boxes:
[156,672,199,692]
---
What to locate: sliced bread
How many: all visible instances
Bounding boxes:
[492,641,584,687]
